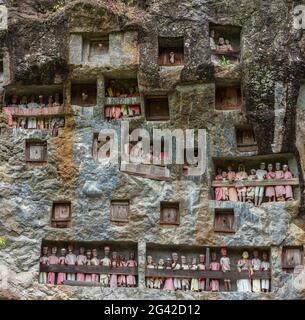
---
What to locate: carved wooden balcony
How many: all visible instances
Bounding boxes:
[120,163,171,181]
[104,96,141,106]
[3,106,65,117]
[3,106,66,127]
[212,178,299,188]
[145,268,271,280]
[40,264,138,276]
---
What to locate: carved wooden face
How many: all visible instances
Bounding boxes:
[42,247,48,256]
[199,254,205,263]
[92,249,98,257]
[147,256,153,264]
[221,247,227,256]
[104,246,110,257]
[171,252,178,262]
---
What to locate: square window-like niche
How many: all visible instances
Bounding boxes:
[25,140,47,164]
[214,209,235,233]
[158,37,184,66]
[71,82,97,107]
[215,85,242,111]
[210,24,241,65]
[82,34,109,64]
[145,96,170,121]
[236,125,258,152]
[282,246,304,271]
[52,202,71,228]
[160,202,180,226]
[110,200,129,223]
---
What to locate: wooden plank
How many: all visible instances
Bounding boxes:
[63,280,126,287]
[105,97,141,106]
[120,163,171,181]
[40,264,138,275]
[3,106,66,117]
[145,269,271,280]
[212,178,299,188]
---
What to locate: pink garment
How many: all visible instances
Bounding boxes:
[275,171,285,197]
[126,275,136,286]
[227,171,238,201]
[284,171,293,198]
[228,187,238,201]
[115,106,121,119]
[214,174,223,201]
[118,261,126,286]
[265,171,276,197]
[76,273,85,282]
[118,275,126,286]
[47,255,59,285]
[126,260,137,286]
[110,260,118,288]
[85,274,92,282]
[199,279,205,291]
[131,105,141,115]
[236,171,248,194]
[76,254,87,282]
[91,274,99,282]
[164,277,175,291]
[209,262,220,292]
[57,256,66,285]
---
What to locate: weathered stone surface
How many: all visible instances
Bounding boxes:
[0,0,305,300]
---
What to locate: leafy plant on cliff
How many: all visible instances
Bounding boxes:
[0,237,6,249]
[53,0,65,12]
[218,56,231,67]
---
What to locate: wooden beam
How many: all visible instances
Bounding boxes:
[120,163,171,181]
[105,97,141,106]
[212,178,299,188]
[40,265,138,276]
[145,269,271,280]
[63,280,112,287]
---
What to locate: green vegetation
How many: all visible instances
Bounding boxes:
[53,0,65,12]
[0,237,6,249]
[218,56,231,67]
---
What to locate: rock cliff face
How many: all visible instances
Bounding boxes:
[0,0,305,300]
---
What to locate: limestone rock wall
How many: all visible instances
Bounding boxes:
[0,0,305,300]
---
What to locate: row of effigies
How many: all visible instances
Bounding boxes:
[214,162,294,206]
[210,30,235,53]
[7,94,62,108]
[146,249,270,293]
[105,80,141,119]
[39,245,137,288]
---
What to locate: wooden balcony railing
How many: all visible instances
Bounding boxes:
[145,269,271,280]
[120,163,171,181]
[105,97,141,106]
[40,264,138,276]
[3,106,66,127]
[212,178,299,188]
[3,106,65,117]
